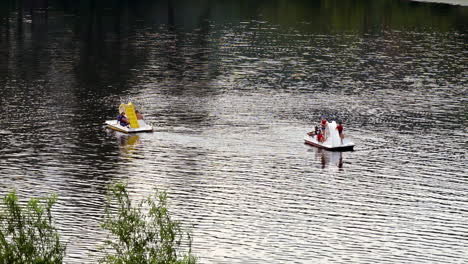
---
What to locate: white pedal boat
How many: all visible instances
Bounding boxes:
[106,102,153,133]
[105,120,153,133]
[304,121,355,151]
[304,135,354,151]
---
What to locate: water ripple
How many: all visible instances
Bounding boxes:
[0,6,467,264]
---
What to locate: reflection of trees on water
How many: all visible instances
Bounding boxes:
[0,1,152,193]
[165,0,213,94]
[2,0,464,93]
[0,1,223,195]
[0,0,464,122]
[0,0,465,168]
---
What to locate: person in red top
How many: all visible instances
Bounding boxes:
[320,117,327,136]
[336,122,344,144]
[316,131,325,143]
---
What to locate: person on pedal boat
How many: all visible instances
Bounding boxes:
[307,126,320,136]
[320,117,328,135]
[317,130,325,143]
[336,122,344,144]
[117,112,129,127]
[135,110,144,120]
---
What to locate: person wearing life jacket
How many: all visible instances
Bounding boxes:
[117,112,129,127]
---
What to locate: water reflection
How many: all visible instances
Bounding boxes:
[115,132,141,154]
[0,0,467,264]
[308,147,344,170]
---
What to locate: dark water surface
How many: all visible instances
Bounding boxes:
[0,0,467,263]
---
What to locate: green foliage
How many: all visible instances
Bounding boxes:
[0,191,66,264]
[100,183,197,264]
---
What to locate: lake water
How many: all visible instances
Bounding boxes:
[0,0,467,263]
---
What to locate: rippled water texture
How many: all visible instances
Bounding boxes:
[0,0,467,263]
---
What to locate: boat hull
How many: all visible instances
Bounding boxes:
[304,135,354,151]
[105,120,153,133]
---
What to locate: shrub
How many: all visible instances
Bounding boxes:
[100,183,197,264]
[0,191,66,264]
